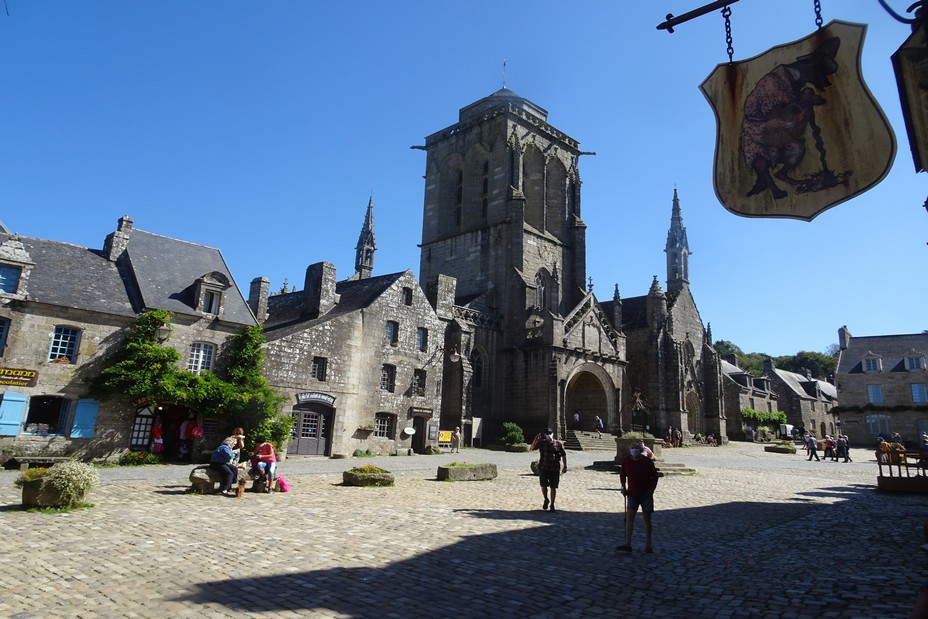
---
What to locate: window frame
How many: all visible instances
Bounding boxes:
[413,369,427,397]
[48,325,81,364]
[0,264,21,294]
[374,412,396,439]
[416,327,428,353]
[311,356,328,382]
[0,316,9,356]
[187,342,215,374]
[866,384,884,404]
[385,321,399,346]
[401,287,413,306]
[863,357,882,373]
[908,355,925,371]
[913,383,928,404]
[380,364,396,393]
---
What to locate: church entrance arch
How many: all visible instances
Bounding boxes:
[289,402,332,456]
[565,370,610,434]
[685,390,701,436]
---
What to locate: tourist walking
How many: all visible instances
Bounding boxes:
[618,439,659,553]
[531,428,567,512]
[594,415,604,439]
[807,434,821,461]
[451,427,462,453]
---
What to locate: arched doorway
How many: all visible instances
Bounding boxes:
[289,402,332,456]
[565,371,609,434]
[685,390,701,436]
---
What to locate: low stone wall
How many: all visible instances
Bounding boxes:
[436,463,497,481]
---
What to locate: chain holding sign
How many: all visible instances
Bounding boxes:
[701,20,896,220]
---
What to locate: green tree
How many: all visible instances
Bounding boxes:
[92,311,292,449]
[774,350,837,379]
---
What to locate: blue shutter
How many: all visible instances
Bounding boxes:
[70,398,99,438]
[0,391,27,436]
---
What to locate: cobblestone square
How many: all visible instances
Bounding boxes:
[0,443,923,619]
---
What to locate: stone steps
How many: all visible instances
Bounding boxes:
[564,430,615,452]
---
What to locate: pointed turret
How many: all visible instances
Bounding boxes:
[665,188,690,295]
[354,195,376,280]
[612,284,623,331]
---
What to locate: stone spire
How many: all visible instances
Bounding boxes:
[612,283,623,331]
[354,195,376,280]
[665,188,690,295]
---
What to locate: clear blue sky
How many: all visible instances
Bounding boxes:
[0,1,923,357]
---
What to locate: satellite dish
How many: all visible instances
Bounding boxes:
[403,426,415,435]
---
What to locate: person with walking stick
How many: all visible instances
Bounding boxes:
[617,439,659,553]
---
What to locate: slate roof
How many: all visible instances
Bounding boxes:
[772,366,837,401]
[837,332,928,374]
[263,271,407,339]
[1,233,136,317]
[600,295,648,331]
[124,229,254,325]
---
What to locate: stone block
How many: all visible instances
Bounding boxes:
[189,465,247,494]
[436,463,498,481]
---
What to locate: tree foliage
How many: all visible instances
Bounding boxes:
[91,311,292,448]
[713,339,837,379]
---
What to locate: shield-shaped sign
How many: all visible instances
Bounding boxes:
[700,20,896,220]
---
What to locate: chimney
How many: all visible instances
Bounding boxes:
[248,276,270,324]
[103,215,134,262]
[763,358,775,374]
[425,274,456,320]
[303,262,338,318]
[838,325,851,350]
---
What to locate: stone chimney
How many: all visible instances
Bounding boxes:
[838,325,851,350]
[248,276,270,324]
[763,358,775,374]
[303,262,338,318]
[103,215,133,262]
[425,274,457,320]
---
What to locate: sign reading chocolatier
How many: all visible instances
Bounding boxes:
[0,367,38,388]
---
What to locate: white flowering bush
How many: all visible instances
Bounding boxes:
[43,461,99,506]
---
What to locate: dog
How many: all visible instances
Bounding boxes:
[235,478,247,498]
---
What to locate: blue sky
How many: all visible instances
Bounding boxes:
[0,1,923,357]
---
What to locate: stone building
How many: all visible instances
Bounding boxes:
[834,325,928,447]
[599,191,726,442]
[762,358,837,438]
[0,216,257,461]
[253,200,452,456]
[720,356,779,440]
[413,88,730,444]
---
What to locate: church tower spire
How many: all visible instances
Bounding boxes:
[665,188,690,295]
[354,194,376,280]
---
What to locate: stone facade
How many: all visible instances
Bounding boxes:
[254,254,452,457]
[720,357,780,440]
[0,218,256,462]
[834,326,928,447]
[763,358,837,438]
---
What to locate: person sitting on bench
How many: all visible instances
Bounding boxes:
[250,436,277,493]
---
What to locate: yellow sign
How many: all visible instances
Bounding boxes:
[438,431,452,443]
[0,367,38,388]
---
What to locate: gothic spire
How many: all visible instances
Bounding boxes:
[665,188,690,295]
[355,194,376,280]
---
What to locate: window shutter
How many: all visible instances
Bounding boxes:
[0,391,27,436]
[70,398,100,438]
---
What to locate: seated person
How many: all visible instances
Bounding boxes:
[251,436,278,493]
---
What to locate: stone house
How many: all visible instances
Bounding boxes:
[720,356,780,440]
[834,325,928,447]
[762,358,837,438]
[252,201,452,456]
[0,216,257,462]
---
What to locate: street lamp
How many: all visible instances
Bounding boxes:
[156,323,172,343]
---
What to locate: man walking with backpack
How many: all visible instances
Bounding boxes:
[531,428,568,512]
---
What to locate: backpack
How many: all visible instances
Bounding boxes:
[276,475,290,493]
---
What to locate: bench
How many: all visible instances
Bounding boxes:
[12,456,71,471]
[188,465,278,494]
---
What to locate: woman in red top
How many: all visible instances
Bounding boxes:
[251,436,277,493]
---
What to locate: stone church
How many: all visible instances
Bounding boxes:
[415,88,725,444]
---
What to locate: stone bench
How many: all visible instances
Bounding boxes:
[12,456,71,471]
[189,465,274,494]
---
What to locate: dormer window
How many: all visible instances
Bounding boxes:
[863,356,882,373]
[204,290,220,314]
[194,271,231,316]
[907,353,925,371]
[0,264,20,294]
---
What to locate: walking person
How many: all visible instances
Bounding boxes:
[618,440,659,553]
[451,427,462,453]
[594,415,604,439]
[531,428,567,512]
[807,434,821,461]
[843,435,853,462]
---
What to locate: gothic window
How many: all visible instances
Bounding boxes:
[472,350,484,389]
[481,160,489,219]
[187,342,215,374]
[522,147,545,231]
[48,326,80,364]
[535,272,547,309]
[453,169,463,227]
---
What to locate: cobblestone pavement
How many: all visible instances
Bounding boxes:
[0,443,925,619]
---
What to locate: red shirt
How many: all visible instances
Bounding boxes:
[620,455,658,499]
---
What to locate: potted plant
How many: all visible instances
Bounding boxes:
[15,460,99,508]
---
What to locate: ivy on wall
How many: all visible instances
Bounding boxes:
[741,408,788,426]
[91,310,292,448]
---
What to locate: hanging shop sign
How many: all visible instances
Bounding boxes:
[700,21,896,220]
[296,391,336,406]
[892,25,928,173]
[0,367,38,388]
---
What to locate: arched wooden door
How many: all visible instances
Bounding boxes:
[289,402,332,456]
